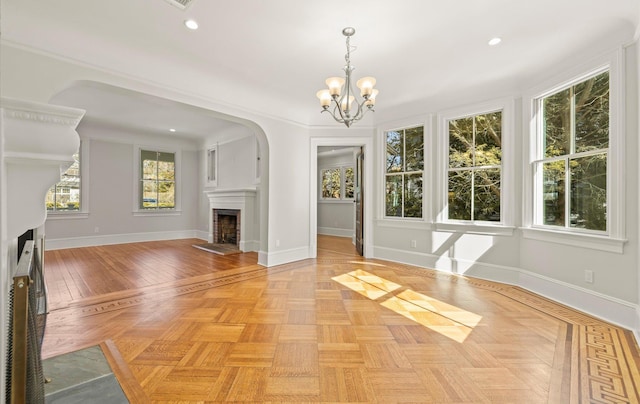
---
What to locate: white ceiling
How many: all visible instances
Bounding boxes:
[2,0,638,137]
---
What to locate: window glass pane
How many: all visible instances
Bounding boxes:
[321,168,340,199]
[405,127,424,172]
[543,88,571,157]
[570,154,606,231]
[449,117,473,168]
[386,131,402,173]
[542,160,566,226]
[158,181,176,209]
[404,173,423,218]
[47,151,80,211]
[141,180,158,208]
[473,169,500,221]
[385,175,403,217]
[448,170,472,220]
[344,167,355,199]
[474,112,502,166]
[575,72,609,153]
[158,160,175,181]
[142,157,158,180]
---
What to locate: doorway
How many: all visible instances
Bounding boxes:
[309,137,374,259]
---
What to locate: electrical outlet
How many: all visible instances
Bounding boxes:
[94,227,100,233]
[584,270,594,284]
[410,240,417,248]
[276,239,280,247]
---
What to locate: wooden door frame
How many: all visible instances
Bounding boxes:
[309,136,374,259]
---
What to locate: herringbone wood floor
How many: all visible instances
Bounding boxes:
[42,236,640,403]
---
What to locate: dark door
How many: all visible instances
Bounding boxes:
[355,148,364,256]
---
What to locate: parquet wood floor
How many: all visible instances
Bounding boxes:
[42,236,640,403]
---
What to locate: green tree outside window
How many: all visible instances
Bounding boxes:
[385,126,424,218]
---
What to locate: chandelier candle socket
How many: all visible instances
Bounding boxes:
[316,27,378,127]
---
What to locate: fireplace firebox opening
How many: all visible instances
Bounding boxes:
[213,209,240,246]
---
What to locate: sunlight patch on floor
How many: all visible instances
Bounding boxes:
[332,270,482,343]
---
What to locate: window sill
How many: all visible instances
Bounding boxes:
[521,227,626,254]
[318,199,354,204]
[46,212,89,220]
[133,210,182,217]
[436,222,515,236]
[377,219,432,230]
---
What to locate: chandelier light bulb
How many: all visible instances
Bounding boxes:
[365,89,379,107]
[316,90,332,108]
[316,27,378,127]
[325,77,345,96]
[356,77,376,97]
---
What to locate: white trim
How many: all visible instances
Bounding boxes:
[46,212,89,220]
[261,246,309,267]
[378,119,431,221]
[436,97,516,227]
[133,145,182,213]
[44,230,203,250]
[376,219,433,230]
[522,48,625,243]
[521,227,626,253]
[310,136,374,259]
[435,222,515,236]
[373,245,638,331]
[318,227,354,238]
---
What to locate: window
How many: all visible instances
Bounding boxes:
[321,166,354,200]
[447,111,502,222]
[534,71,609,232]
[140,150,176,209]
[46,151,81,212]
[207,146,217,186]
[385,126,424,218]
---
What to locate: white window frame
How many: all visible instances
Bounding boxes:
[319,165,355,201]
[436,98,515,235]
[206,144,218,187]
[381,124,426,221]
[133,145,182,216]
[46,139,90,220]
[522,49,626,253]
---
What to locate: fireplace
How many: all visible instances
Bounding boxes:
[205,188,257,252]
[213,209,240,245]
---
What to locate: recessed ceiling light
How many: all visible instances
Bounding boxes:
[488,37,502,46]
[184,19,198,30]
[169,128,176,132]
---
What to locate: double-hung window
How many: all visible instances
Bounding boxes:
[384,126,424,218]
[47,151,81,212]
[139,149,176,210]
[524,50,625,252]
[447,111,502,222]
[46,140,90,217]
[533,71,609,232]
[321,166,354,200]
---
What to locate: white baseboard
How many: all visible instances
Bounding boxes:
[239,240,260,253]
[373,245,639,333]
[261,246,308,267]
[45,230,204,250]
[318,227,354,238]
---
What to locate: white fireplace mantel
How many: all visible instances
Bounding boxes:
[205,188,257,251]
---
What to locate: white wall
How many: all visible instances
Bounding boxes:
[198,130,260,240]
[372,43,639,333]
[44,121,201,248]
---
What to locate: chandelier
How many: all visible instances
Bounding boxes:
[316,27,378,127]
